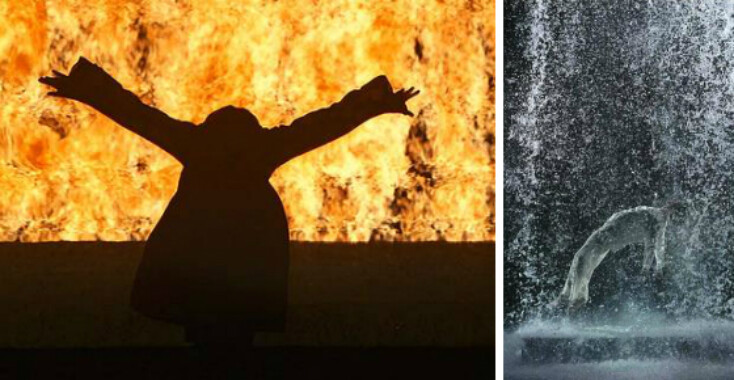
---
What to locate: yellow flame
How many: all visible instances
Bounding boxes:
[0,0,494,242]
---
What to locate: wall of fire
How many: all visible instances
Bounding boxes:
[0,0,494,242]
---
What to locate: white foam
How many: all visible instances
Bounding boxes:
[514,318,734,340]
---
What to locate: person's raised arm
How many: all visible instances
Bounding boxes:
[39,57,194,163]
[266,75,419,166]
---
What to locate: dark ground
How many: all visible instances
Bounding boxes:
[0,241,492,378]
[2,347,492,379]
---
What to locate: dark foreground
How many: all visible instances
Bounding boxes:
[0,242,492,378]
[2,347,492,380]
[0,242,492,347]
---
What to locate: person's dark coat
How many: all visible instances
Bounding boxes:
[62,58,395,331]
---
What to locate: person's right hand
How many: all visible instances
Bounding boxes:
[383,87,420,117]
[360,75,420,117]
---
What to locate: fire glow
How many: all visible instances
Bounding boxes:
[0,0,494,242]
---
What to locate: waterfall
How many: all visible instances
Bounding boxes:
[506,1,734,327]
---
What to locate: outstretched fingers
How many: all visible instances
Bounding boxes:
[38,76,57,87]
[380,86,418,117]
[39,77,66,96]
[396,87,420,101]
[39,70,67,87]
[39,69,73,97]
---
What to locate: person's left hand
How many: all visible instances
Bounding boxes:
[39,69,80,100]
[39,57,107,102]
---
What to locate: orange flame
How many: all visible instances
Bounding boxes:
[0,0,494,242]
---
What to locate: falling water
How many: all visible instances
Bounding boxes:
[506,1,734,376]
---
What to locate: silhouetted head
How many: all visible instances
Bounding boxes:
[202,106,262,137]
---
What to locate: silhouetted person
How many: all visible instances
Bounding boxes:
[39,57,419,351]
